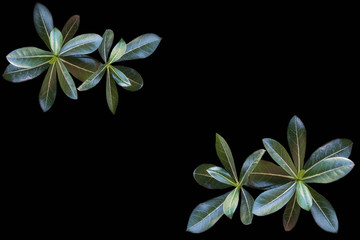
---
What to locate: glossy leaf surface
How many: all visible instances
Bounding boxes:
[223,187,240,219]
[62,15,80,44]
[296,181,312,211]
[56,60,77,99]
[240,188,254,225]
[77,64,106,91]
[283,194,300,231]
[3,63,49,83]
[50,28,63,55]
[114,66,143,91]
[98,29,114,62]
[118,33,161,62]
[108,39,126,64]
[109,65,131,87]
[187,192,229,234]
[193,164,231,190]
[263,138,297,178]
[287,115,306,172]
[6,47,53,68]
[33,3,54,50]
[308,186,338,233]
[253,181,296,216]
[60,34,102,56]
[61,55,101,82]
[238,149,265,186]
[207,166,237,187]
[39,63,57,112]
[303,157,354,183]
[215,134,238,182]
[106,69,118,115]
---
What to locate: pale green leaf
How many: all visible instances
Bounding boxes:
[50,28,63,55]
[296,181,312,211]
[239,149,265,186]
[223,187,240,219]
[3,63,49,83]
[106,69,118,115]
[108,39,126,64]
[59,34,102,57]
[33,3,54,50]
[39,63,57,112]
[215,133,238,182]
[109,65,130,87]
[287,115,306,173]
[56,60,77,99]
[207,166,237,187]
[77,64,106,91]
[240,188,254,225]
[193,164,232,190]
[113,66,143,92]
[98,29,114,62]
[6,47,53,68]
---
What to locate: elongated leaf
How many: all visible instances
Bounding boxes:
[39,64,57,112]
[248,160,294,190]
[106,69,119,115]
[187,192,229,233]
[240,188,254,225]
[117,33,161,62]
[59,34,102,57]
[223,187,240,219]
[60,55,101,82]
[263,138,297,178]
[304,138,353,170]
[50,28,63,55]
[56,60,77,99]
[303,157,354,183]
[6,47,53,68]
[283,194,300,231]
[239,149,265,186]
[287,115,306,172]
[108,39,126,64]
[193,164,232,190]
[62,15,80,44]
[215,133,238,182]
[98,29,114,62]
[207,166,237,187]
[296,181,312,211]
[33,3,54,50]
[109,65,131,87]
[253,181,296,216]
[113,66,143,91]
[308,186,338,233]
[3,63,49,83]
[77,64,106,91]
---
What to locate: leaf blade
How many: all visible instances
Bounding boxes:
[106,69,119,115]
[223,187,240,219]
[215,133,238,182]
[296,181,312,211]
[33,3,54,50]
[3,63,49,83]
[193,164,232,190]
[239,149,265,186]
[287,115,306,172]
[113,66,143,91]
[77,64,106,91]
[240,188,255,225]
[39,63,57,112]
[59,34,102,57]
[283,194,301,231]
[6,47,53,68]
[60,55,101,82]
[207,166,237,187]
[56,60,77,99]
[50,28,63,55]
[109,65,131,87]
[108,39,126,64]
[98,29,114,62]
[62,15,80,44]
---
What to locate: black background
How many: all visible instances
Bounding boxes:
[1,0,358,239]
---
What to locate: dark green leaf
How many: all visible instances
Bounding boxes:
[117,33,161,62]
[296,181,312,211]
[252,181,296,216]
[59,34,102,57]
[193,164,232,190]
[287,115,306,173]
[39,63,57,112]
[113,66,143,92]
[187,192,229,233]
[207,166,237,187]
[283,194,300,231]
[215,133,238,182]
[77,64,106,91]
[223,187,240,219]
[238,149,265,186]
[303,157,354,184]
[263,138,297,178]
[106,69,118,115]
[240,188,254,225]
[56,60,77,99]
[62,15,80,44]
[33,3,54,50]
[3,63,49,83]
[98,29,114,62]
[60,55,101,82]
[308,186,338,233]
[108,39,126,64]
[6,47,53,68]
[109,65,131,87]
[50,28,63,55]
[304,138,353,170]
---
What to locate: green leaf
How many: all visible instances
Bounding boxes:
[106,69,118,115]
[117,33,161,62]
[304,138,353,170]
[252,181,296,216]
[296,181,312,211]
[207,166,237,187]
[193,164,232,190]
[187,192,229,233]
[60,55,101,82]
[59,34,102,57]
[215,133,238,182]
[287,115,306,173]
[112,66,143,92]
[33,3,54,50]
[223,187,240,219]
[283,194,300,231]
[50,28,63,55]
[109,65,131,87]
[6,47,53,68]
[303,157,354,184]
[108,39,126,64]
[77,64,106,91]
[238,149,265,186]
[62,15,80,44]
[98,29,114,62]
[248,160,294,190]
[3,63,49,83]
[56,60,77,99]
[39,63,57,112]
[240,188,254,225]
[263,138,297,178]
[308,186,338,233]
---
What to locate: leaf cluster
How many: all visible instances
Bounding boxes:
[3,3,161,114]
[187,116,355,234]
